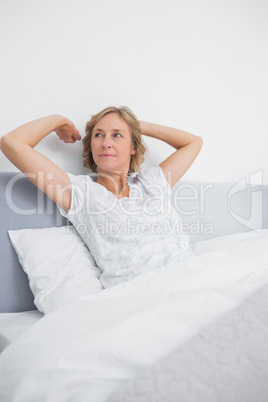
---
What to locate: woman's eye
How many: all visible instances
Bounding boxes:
[94,133,121,138]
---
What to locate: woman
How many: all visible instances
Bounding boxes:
[1,106,203,287]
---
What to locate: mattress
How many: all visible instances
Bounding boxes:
[0,310,43,353]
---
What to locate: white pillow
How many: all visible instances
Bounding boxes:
[8,226,103,315]
[192,229,268,266]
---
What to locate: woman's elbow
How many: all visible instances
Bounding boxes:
[0,135,7,153]
[0,134,17,156]
[195,136,203,152]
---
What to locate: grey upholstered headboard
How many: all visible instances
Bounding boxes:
[0,172,68,313]
[1,171,268,313]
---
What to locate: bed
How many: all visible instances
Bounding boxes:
[0,170,268,401]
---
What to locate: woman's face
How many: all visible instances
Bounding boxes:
[91,113,136,175]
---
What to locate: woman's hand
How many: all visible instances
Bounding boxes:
[55,119,81,144]
[139,120,150,135]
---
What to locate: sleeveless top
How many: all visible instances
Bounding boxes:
[58,165,192,288]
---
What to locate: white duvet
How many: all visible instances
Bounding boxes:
[1,230,268,402]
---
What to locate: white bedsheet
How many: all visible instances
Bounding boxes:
[1,233,268,402]
[0,310,43,353]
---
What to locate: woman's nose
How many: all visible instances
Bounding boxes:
[102,138,112,149]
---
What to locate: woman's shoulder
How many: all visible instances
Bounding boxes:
[64,172,96,191]
[134,165,163,182]
[134,164,159,178]
[133,165,171,191]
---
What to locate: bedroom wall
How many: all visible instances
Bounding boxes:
[0,0,267,184]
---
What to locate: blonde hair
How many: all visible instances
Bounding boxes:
[82,106,147,175]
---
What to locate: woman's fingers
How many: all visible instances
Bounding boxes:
[64,134,80,144]
[56,127,81,143]
[73,130,81,141]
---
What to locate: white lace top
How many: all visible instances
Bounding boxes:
[58,165,192,288]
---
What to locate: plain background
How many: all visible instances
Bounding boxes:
[0,0,267,184]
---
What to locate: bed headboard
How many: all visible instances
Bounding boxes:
[1,171,268,313]
[0,172,68,313]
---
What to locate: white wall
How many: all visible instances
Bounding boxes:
[1,0,267,184]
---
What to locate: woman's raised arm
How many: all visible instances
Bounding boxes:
[0,114,81,211]
[139,120,203,188]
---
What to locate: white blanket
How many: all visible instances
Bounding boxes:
[1,231,268,402]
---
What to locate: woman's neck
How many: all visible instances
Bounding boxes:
[96,171,129,199]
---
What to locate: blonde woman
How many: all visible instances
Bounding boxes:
[1,106,203,287]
